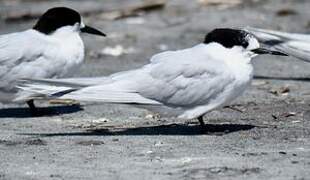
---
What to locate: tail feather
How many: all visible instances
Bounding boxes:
[15,79,162,105]
[62,89,162,105]
[19,77,107,88]
[14,77,108,102]
[14,81,77,102]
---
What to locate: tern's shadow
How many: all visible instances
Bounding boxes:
[20,123,257,136]
[0,105,83,118]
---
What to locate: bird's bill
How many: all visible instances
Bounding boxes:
[80,25,106,37]
[251,48,288,56]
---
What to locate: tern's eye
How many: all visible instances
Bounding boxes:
[241,41,249,48]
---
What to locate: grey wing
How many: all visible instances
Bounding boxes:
[139,54,234,107]
[63,50,234,107]
[0,30,49,90]
[0,31,47,64]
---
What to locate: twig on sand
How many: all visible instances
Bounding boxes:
[98,0,167,20]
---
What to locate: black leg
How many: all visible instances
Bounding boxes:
[197,116,205,126]
[27,100,37,115]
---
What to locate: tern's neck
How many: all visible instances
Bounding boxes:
[200,43,252,64]
[49,26,80,39]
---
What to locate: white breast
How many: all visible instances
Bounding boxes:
[48,27,85,77]
[178,45,254,119]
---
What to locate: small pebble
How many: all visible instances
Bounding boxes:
[112,138,119,142]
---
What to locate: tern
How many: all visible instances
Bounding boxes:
[0,7,106,113]
[246,27,310,62]
[17,28,287,124]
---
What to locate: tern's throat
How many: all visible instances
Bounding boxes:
[49,25,80,38]
[204,43,252,65]
[48,26,84,50]
[47,26,85,69]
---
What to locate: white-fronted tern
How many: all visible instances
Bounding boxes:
[17,28,287,124]
[0,7,106,113]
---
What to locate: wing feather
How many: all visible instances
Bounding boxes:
[246,27,310,62]
[0,30,51,90]
[247,27,310,43]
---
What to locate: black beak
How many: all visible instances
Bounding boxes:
[81,25,106,37]
[251,48,288,56]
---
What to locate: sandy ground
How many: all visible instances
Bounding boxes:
[1,0,310,179]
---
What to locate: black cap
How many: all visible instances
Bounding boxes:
[33,7,81,34]
[204,28,250,48]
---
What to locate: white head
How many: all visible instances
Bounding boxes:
[204,28,287,58]
[33,7,106,37]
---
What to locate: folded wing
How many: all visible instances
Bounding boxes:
[0,30,52,91]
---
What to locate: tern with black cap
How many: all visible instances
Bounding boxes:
[0,7,106,114]
[17,28,287,125]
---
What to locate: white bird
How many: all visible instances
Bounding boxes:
[246,27,310,62]
[17,28,287,124]
[0,7,106,113]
